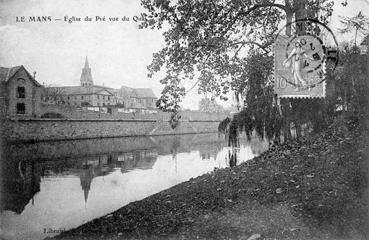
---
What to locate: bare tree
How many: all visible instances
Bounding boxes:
[339,11,369,48]
[42,85,65,105]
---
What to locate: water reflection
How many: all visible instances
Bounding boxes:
[228,149,238,167]
[0,133,268,240]
[0,161,41,214]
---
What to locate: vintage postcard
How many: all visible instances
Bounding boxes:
[1,1,369,240]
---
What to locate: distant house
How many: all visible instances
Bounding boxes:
[0,65,42,118]
[116,86,157,110]
[115,86,135,108]
[132,88,157,109]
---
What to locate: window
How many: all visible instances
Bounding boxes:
[68,96,70,100]
[81,96,84,100]
[97,96,100,100]
[108,96,110,101]
[17,86,25,98]
[16,103,25,114]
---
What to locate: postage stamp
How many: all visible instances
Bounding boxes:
[274,19,339,98]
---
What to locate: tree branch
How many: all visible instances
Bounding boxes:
[219,3,287,41]
[228,41,272,54]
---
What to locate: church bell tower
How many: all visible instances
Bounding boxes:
[80,57,94,87]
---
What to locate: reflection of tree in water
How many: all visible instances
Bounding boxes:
[0,160,41,214]
[170,137,181,159]
[228,148,239,168]
[119,150,158,173]
[1,133,227,213]
[0,151,157,212]
[150,133,224,156]
[200,147,219,160]
[249,137,269,156]
[201,153,212,160]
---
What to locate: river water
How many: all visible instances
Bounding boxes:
[0,133,268,240]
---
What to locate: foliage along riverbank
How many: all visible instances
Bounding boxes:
[54,115,369,240]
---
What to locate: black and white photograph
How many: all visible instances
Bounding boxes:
[1,0,369,239]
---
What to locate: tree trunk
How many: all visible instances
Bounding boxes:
[280,0,310,141]
[281,98,292,141]
[291,100,303,139]
[286,11,293,36]
[281,6,295,141]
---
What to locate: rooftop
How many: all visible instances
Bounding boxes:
[0,65,41,86]
[132,88,157,98]
[48,85,114,95]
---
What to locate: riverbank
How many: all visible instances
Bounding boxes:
[54,115,369,240]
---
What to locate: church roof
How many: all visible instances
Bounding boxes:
[93,85,114,90]
[120,86,135,96]
[132,88,157,98]
[80,57,94,85]
[84,56,90,68]
[48,85,114,95]
[49,85,156,98]
[0,65,41,86]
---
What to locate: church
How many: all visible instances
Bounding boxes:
[46,57,157,110]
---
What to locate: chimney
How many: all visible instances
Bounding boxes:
[33,71,37,79]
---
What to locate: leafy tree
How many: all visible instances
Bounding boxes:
[42,86,65,105]
[333,43,369,114]
[142,0,346,140]
[143,0,339,107]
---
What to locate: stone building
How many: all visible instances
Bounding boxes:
[46,57,157,110]
[132,88,157,109]
[45,58,116,107]
[0,65,42,118]
[49,85,116,107]
[116,86,157,110]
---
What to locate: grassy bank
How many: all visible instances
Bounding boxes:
[54,116,369,240]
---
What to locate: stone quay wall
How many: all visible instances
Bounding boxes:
[39,103,228,122]
[4,118,223,142]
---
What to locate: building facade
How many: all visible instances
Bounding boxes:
[0,65,42,118]
[116,86,157,110]
[45,58,157,110]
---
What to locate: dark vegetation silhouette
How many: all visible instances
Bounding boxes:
[140,0,366,140]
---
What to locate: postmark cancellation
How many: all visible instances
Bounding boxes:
[274,19,339,98]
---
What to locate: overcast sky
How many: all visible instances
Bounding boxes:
[0,0,368,109]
